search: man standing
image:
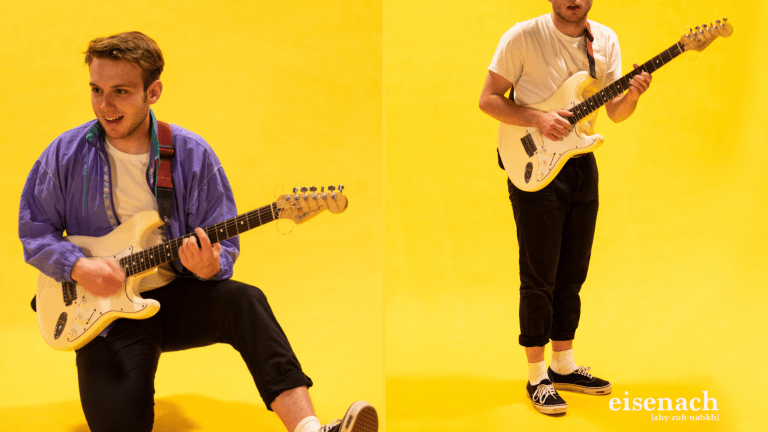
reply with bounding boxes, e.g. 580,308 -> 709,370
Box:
19,31 -> 377,432
479,0 -> 651,415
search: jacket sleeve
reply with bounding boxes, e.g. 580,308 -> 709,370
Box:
18,157 -> 86,283
180,156 -> 240,280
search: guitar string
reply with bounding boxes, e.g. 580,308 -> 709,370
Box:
569,42 -> 684,124
120,203 -> 279,276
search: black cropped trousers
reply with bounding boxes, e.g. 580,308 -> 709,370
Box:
507,153 -> 600,348
75,278 -> 312,432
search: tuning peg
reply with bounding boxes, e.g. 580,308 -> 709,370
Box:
328,185 -> 336,192
339,185 -> 345,193
310,186 -> 317,192
321,186 -> 325,192
300,187 -> 308,193
292,187 -> 298,194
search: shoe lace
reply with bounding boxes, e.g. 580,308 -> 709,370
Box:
574,366 -> 593,379
532,383 -> 559,403
319,420 -> 341,432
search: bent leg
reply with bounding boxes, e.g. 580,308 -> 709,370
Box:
150,278 -> 313,410
75,319 -> 161,432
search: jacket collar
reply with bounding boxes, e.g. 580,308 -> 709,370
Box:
84,109 -> 160,163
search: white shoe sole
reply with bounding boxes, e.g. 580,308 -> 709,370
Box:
553,382 -> 612,395
525,390 -> 567,415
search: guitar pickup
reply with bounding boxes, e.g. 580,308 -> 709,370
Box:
521,134 -> 537,157
62,281 -> 77,306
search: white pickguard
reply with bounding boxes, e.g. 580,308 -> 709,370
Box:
498,71 -> 605,192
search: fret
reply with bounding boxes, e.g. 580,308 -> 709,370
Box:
226,217 -> 238,238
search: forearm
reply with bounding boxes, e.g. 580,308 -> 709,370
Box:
605,92 -> 639,123
479,92 -> 546,129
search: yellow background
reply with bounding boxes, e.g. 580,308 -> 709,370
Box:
2,0 -> 766,431
0,0 -> 383,431
385,1 -> 766,431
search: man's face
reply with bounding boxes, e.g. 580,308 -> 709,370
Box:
549,0 -> 593,24
89,58 -> 158,143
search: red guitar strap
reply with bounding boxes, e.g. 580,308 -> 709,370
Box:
585,22 -> 597,79
155,120 -> 175,223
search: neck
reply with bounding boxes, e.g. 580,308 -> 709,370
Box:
550,12 -> 587,38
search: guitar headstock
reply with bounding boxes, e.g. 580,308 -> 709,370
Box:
680,18 -> 733,52
275,185 -> 348,224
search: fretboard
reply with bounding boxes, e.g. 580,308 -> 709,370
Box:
568,41 -> 685,124
119,202 -> 278,276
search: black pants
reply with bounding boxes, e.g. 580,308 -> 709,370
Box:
75,278 -> 313,432
507,153 -> 599,348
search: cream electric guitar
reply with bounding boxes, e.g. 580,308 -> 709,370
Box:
36,186 -> 348,351
499,18 -> 733,192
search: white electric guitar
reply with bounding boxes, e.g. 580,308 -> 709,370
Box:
36,186 -> 348,351
499,18 -> 733,192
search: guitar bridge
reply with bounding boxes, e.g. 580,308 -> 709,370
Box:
520,134 -> 537,157
62,281 -> 77,306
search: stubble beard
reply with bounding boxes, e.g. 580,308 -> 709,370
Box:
103,94 -> 150,142
554,6 -> 590,25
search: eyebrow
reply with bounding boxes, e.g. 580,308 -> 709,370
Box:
89,82 -> 134,88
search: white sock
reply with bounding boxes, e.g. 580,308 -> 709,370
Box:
528,360 -> 548,385
294,416 -> 321,432
551,348 -> 578,375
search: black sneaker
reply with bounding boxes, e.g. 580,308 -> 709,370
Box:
525,379 -> 567,415
319,401 -> 378,432
548,366 -> 612,395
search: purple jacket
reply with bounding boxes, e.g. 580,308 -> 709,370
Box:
19,111 -> 240,282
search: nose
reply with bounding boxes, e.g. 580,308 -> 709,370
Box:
101,92 -> 116,110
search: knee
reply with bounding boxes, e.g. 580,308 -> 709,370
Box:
219,281 -> 270,312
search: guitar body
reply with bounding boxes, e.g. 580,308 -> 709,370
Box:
36,211 -> 164,351
499,71 -> 604,192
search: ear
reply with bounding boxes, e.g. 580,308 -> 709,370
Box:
147,80 -> 163,105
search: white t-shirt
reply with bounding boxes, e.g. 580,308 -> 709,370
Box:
489,14 -> 623,106
105,139 -> 176,290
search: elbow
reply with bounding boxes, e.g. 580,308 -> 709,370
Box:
478,96 -> 491,115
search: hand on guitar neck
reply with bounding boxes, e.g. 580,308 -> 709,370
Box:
179,227 -> 222,280
71,257 -> 126,297
605,63 -> 652,123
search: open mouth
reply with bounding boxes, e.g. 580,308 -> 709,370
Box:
567,5 -> 580,10
104,116 -> 124,125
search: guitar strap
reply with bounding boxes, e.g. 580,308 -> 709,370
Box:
155,120 -> 175,223
585,22 -> 597,79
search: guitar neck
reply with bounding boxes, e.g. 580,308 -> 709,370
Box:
569,41 -> 685,124
120,202 -> 278,276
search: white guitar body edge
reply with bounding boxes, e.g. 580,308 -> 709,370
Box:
498,71 -> 605,192
36,210 -> 164,351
